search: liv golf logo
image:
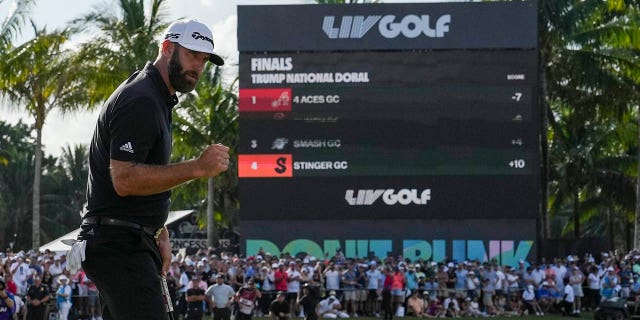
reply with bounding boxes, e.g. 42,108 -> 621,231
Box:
345,189 -> 431,206
322,14 -> 451,39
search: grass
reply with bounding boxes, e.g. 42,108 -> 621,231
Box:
246,315 -> 592,320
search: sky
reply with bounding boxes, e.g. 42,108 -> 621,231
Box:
0,0 -> 448,157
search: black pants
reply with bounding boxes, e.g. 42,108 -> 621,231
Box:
81,224 -> 167,320
26,305 -> 45,320
213,307 -> 231,320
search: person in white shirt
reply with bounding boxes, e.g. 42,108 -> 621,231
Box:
586,266 -> 601,311
552,260 -> 567,292
205,275 -> 236,320
562,279 -> 575,316
324,264 -> 341,293
318,291 -> 349,318
522,284 -> 544,315
365,263 -> 382,316
56,275 -> 72,320
10,256 -> 31,295
494,266 -> 506,297
286,262 -> 302,316
48,257 -> 64,289
443,293 -> 460,318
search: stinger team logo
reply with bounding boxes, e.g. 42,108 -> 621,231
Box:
238,154 -> 293,178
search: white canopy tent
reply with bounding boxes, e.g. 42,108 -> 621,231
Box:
39,210 -> 195,254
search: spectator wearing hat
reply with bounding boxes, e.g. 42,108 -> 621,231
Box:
56,275 -> 72,320
317,290 -> 349,318
0,276 -> 16,320
298,284 -> 319,320
235,279 -> 262,320
78,17 -> 228,319
188,272 -> 209,291
258,265 -> 276,316
10,255 -> 31,295
186,275 -> 207,320
601,267 -> 619,299
206,274 -> 235,320
270,291 -> 290,320
25,275 -> 50,320
465,270 -> 480,299
568,264 -> 585,314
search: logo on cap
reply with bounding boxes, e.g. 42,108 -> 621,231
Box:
192,32 -> 214,47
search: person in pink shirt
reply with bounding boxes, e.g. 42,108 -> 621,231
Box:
391,267 -> 406,316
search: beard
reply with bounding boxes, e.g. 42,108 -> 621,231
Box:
168,47 -> 199,93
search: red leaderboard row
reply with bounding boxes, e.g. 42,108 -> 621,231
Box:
239,88 -> 292,112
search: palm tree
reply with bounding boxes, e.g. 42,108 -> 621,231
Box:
39,145 -> 88,244
71,0 -> 170,103
0,0 -> 34,48
172,65 -> 239,247
539,0 -> 640,240
0,26 -> 91,249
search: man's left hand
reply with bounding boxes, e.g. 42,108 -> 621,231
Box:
156,227 -> 171,276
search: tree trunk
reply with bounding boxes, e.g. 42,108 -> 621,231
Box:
573,193 -> 580,238
608,208 -> 614,248
635,108 -> 640,249
207,177 -> 217,248
32,127 -> 42,249
538,7 -> 550,239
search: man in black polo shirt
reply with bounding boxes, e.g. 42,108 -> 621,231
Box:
79,19 -> 228,320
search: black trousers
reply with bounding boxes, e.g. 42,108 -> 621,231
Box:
213,307 -> 231,320
81,224 -> 167,320
26,305 -> 45,320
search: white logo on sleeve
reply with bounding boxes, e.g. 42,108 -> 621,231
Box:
119,142 -> 134,153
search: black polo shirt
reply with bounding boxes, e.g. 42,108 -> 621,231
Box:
85,62 -> 179,228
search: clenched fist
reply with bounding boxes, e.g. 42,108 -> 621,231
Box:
197,143 -> 231,177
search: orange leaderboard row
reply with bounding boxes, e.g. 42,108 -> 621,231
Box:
238,154 -> 293,177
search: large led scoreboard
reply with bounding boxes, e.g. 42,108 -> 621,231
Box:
237,1 -> 540,264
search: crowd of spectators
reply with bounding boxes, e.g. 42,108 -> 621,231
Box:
2,246 -> 640,320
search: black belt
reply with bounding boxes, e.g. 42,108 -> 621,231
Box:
82,216 -> 162,238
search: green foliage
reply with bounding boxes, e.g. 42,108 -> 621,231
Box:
171,65 -> 239,229
541,0 -> 640,243
0,0 -> 34,48
70,0 -> 170,103
0,120 -> 34,249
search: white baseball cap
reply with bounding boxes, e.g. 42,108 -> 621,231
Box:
162,19 -> 224,66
